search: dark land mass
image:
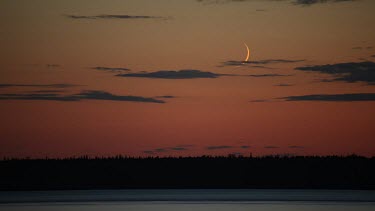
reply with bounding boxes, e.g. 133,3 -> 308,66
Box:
0,155 -> 374,191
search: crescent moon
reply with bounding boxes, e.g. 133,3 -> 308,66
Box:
244,43 -> 250,62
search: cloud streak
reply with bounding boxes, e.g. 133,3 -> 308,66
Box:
66,14 -> 169,20
92,66 -> 130,72
295,61 -> 375,84
206,145 -> 233,150
292,0 -> 356,6
142,145 -> 193,154
280,93 -> 375,102
289,145 -> 305,149
248,74 -> 293,77
0,83 -> 80,89
223,59 -> 304,67
117,70 -> 228,79
197,0 -> 356,6
205,145 -> 251,150
0,90 -> 165,103
275,83 -> 294,86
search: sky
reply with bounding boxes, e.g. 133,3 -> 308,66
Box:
0,0 -> 374,158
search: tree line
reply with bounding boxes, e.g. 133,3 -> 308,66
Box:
0,155 -> 374,190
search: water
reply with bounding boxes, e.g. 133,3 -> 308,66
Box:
0,189 -> 374,211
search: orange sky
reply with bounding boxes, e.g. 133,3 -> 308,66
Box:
0,0 -> 375,158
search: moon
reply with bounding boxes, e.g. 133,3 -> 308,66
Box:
244,43 -> 250,62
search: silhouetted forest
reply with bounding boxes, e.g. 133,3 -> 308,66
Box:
0,155 -> 374,190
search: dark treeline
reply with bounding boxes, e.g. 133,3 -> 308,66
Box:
0,155 -> 374,190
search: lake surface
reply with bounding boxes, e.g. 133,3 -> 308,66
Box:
1,189 -> 374,211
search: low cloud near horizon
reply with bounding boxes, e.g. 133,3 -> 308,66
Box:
223,59 -> 304,67
295,61 -> 375,85
0,90 -> 165,103
0,83 -> 80,89
65,14 -> 169,20
248,74 -> 293,78
280,93 -> 375,102
117,70 -> 229,79
197,0 -> 357,6
92,66 -> 130,72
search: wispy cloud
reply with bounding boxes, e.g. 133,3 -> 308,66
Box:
248,74 -> 293,77
197,0 -> 356,6
0,83 -> 80,89
249,99 -> 270,102
264,146 -> 280,149
46,64 -> 60,68
0,90 -> 165,103
143,150 -> 155,155
205,145 -> 251,150
170,147 -> 189,151
92,66 -> 130,72
65,14 -> 169,20
280,93 -> 375,101
292,0 -> 356,6
295,61 -> 375,84
223,59 -> 304,67
30,90 -> 67,93
206,145 -> 233,150
275,83 -> 294,86
117,70 -> 228,79
352,46 -> 373,50
142,145 -> 194,154
156,95 -> 176,99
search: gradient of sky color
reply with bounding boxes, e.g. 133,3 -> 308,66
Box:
0,0 -> 374,158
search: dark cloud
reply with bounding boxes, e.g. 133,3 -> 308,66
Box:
293,0 -> 355,5
66,14 -> 168,20
289,145 -> 305,149
240,145 -> 251,149
46,64 -> 60,68
248,74 -> 293,77
0,83 -> 79,88
143,145 -> 193,154
248,65 -> 275,69
155,148 -> 167,152
92,66 -> 130,72
0,93 -> 77,101
280,93 -> 375,102
176,144 -> 195,148
170,147 -> 188,151
117,70 -> 227,79
295,61 -> 375,84
352,46 -> 373,50
30,90 -> 66,93
228,152 -> 244,156
74,90 -> 165,103
223,59 -> 304,67
156,95 -> 176,99
371,55 -> 375,58
197,0 -> 356,6
206,145 -> 233,150
264,146 -> 280,149
0,90 -> 165,103
275,83 -> 294,86
249,99 -> 269,102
